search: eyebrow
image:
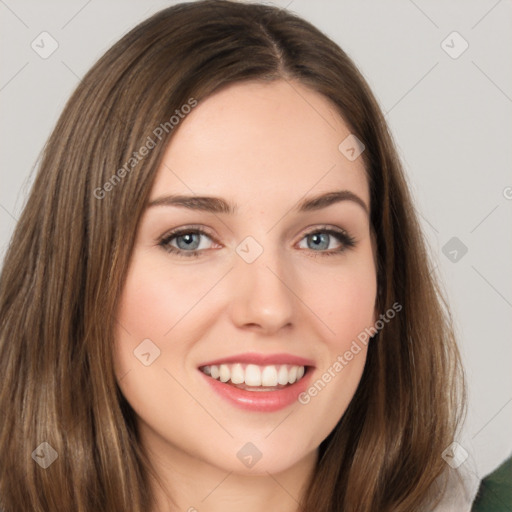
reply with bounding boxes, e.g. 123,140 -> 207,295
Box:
147,190 -> 369,216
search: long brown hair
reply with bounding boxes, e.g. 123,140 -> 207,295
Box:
0,1 -> 466,510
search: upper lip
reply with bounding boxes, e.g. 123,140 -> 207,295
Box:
198,352 -> 315,368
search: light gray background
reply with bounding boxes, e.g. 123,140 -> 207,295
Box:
1,0 -> 511,482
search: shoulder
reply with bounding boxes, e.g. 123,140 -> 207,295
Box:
425,464 -> 481,512
471,455 -> 512,511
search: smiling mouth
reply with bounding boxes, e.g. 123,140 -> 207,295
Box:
199,363 -> 309,392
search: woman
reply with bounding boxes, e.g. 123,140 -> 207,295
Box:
0,1 -> 474,510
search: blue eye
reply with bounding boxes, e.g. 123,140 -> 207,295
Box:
158,226 -> 356,258
159,228 -> 214,258
299,229 -> 356,256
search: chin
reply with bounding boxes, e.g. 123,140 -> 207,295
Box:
204,440 -> 315,477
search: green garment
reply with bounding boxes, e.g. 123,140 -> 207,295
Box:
471,455 -> 512,511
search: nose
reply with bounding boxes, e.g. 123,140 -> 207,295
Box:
228,243 -> 296,334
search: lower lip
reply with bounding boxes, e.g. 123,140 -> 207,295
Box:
198,368 -> 314,412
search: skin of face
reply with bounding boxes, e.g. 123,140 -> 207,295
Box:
113,79 -> 378,511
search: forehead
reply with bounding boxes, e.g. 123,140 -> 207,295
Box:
150,79 -> 369,210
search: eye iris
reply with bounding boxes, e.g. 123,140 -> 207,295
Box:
177,233 -> 200,250
309,233 -> 329,250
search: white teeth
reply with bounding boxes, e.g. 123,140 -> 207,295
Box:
277,365 -> 289,385
261,365 -> 278,387
219,364 -> 230,383
245,364 -> 261,386
230,363 -> 244,384
200,363 -> 307,388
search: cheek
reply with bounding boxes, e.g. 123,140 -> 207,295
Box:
112,250 -> 223,387
115,251 -> 209,340
297,265 -> 375,440
112,254 -> 209,445
310,255 -> 377,349
297,251 -> 376,418
112,252 -> 181,379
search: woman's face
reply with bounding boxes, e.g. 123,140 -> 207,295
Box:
114,79 -> 378,476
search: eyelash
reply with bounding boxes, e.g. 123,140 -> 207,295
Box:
158,225 -> 357,259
